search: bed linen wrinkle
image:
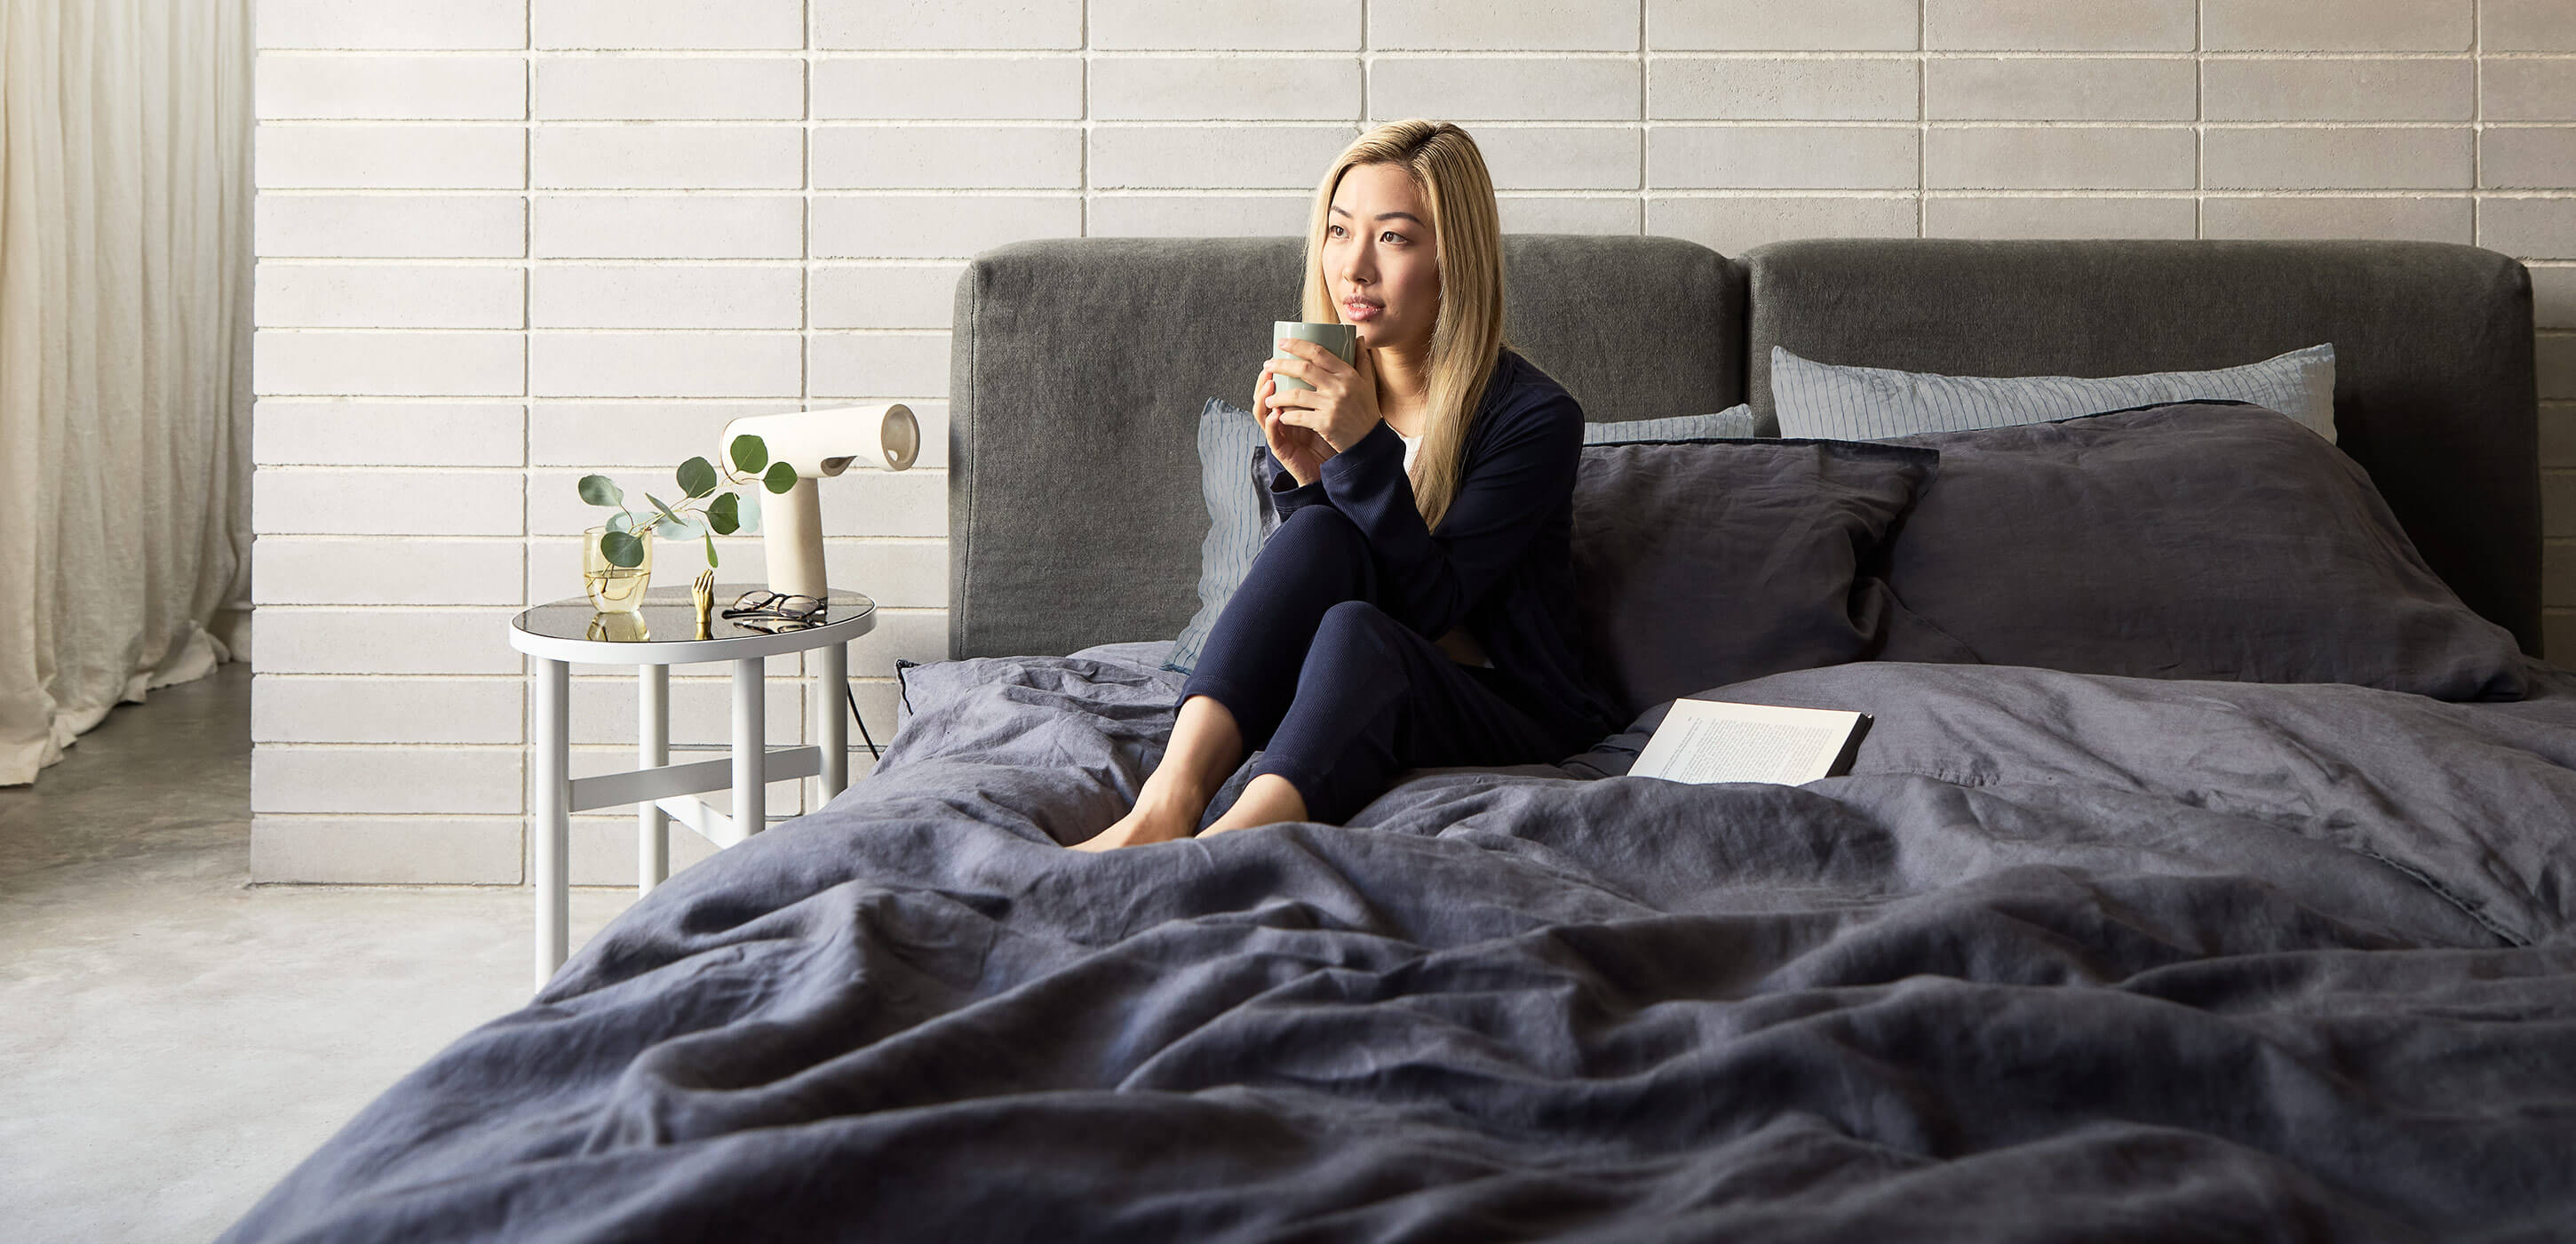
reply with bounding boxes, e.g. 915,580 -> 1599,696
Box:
221,647 -> 2576,1242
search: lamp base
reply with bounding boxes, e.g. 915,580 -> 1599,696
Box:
760,476 -> 827,598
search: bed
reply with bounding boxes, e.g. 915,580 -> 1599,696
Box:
224,236 -> 2576,1241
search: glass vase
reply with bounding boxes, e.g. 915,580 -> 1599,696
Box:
582,526 -> 653,613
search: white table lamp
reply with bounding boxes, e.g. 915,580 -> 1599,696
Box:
718,404 -> 919,598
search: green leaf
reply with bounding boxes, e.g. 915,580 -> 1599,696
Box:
707,490 -> 741,535
704,533 -> 720,568
606,511 -> 636,535
644,492 -> 683,524
653,514 -> 706,542
600,530 -> 645,569
729,433 -> 767,475
578,474 -> 623,507
677,456 -> 718,499
763,461 -> 799,494
734,487 -> 761,535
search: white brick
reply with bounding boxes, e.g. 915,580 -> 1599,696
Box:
1650,58 -> 1919,121
2202,196 -> 2473,243
569,677 -> 800,746
1926,58 -> 2198,122
813,58 -> 1084,120
1927,0 -> 2196,51
1924,196 -> 2198,240
2485,61 -> 2576,122
1927,126 -> 2198,191
811,195 -> 1083,258
255,538 -> 525,606
2483,131 -> 2576,191
1089,125 -> 1358,190
254,468 -> 524,536
535,58 -> 804,121
1084,195 -> 1311,237
256,262 -> 524,329
847,606 -> 950,667
256,124 -> 524,189
250,817 -> 523,884
1497,195 -> 1643,234
252,746 -> 523,814
533,125 -> 802,189
1645,195 -> 1918,253
1649,126 -> 1919,189
813,0 -> 1084,50
254,330 -> 525,396
1091,57 -> 1362,122
810,265 -> 964,329
1475,128 -> 1640,191
1091,0 -> 1363,50
1648,0 -> 1918,50
1371,59 -> 1639,122
533,0 -> 804,49
257,609 -> 524,674
258,0 -> 528,50
825,470 -> 946,538
1369,0 -> 1640,52
2486,0 -> 2576,51
2202,127 -> 2472,190
811,333 -> 950,397
528,403 -> 796,466
2478,200 -> 2576,259
822,540 -> 948,608
529,331 -> 801,398
255,401 -> 526,466
256,54 -> 527,120
255,676 -> 524,744
530,266 -> 803,330
2204,0 -> 2471,52
2535,267 -> 2576,330
812,126 -> 1082,190
257,194 -> 525,259
2202,59 -> 2475,122
531,195 -> 803,259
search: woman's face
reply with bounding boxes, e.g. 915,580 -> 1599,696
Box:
1323,162 -> 1439,353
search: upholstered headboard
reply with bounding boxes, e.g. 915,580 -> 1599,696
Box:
949,235 -> 2539,659
946,235 -> 1745,659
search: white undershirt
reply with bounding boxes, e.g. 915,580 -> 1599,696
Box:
1395,426 -> 1421,474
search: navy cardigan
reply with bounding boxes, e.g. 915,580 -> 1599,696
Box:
1259,347 -> 1628,748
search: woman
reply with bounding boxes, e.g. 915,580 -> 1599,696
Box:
1077,119 -> 1625,851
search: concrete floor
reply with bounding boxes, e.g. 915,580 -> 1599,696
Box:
0,665 -> 632,1242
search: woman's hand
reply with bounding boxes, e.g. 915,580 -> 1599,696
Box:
1264,338 -> 1382,465
1253,363 -> 1330,487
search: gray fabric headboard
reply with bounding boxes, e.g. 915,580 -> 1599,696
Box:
1741,238 -> 2539,653
950,234 -> 2539,660
947,235 -> 1744,659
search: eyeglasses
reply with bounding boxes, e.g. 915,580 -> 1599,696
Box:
723,590 -> 827,625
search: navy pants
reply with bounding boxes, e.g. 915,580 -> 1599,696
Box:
1179,504 -> 1577,825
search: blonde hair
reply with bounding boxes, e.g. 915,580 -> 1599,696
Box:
1300,120 -> 1507,531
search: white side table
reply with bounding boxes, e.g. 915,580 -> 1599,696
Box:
506,586 -> 877,991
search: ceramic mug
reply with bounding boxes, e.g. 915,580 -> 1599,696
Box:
1270,320 -> 1358,393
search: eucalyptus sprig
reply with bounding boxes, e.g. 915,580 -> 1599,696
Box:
579,433 -> 799,570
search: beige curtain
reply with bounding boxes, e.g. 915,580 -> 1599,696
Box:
0,0 -> 250,785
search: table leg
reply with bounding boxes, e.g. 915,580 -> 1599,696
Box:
532,657 -> 569,993
816,640 -> 848,802
733,657 -> 765,837
638,663 -> 669,895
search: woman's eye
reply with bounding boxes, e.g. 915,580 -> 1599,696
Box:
1327,225 -> 1346,237
1381,231 -> 1404,243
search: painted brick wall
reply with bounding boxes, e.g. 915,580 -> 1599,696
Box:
251,0 -> 2576,884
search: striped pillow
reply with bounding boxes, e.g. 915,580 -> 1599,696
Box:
1164,402 -> 1763,674
1770,343 -> 2337,443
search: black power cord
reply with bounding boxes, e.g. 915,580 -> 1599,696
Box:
844,682 -> 881,760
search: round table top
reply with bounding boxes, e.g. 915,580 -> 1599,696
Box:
508,586 -> 877,665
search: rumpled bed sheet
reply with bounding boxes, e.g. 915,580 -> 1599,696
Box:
223,645 -> 2576,1241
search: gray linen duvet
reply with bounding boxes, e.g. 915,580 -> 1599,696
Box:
224,643 -> 2576,1241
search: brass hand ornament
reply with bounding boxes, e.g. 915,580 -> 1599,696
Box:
692,570 -> 715,640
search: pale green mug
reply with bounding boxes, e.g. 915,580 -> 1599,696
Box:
1271,320 -> 1358,393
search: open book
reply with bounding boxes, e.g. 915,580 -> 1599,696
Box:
1630,699 -> 1871,785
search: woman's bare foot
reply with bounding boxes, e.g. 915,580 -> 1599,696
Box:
1197,773 -> 1308,838
1071,791 -> 1203,851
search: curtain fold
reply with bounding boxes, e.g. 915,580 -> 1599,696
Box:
0,0 -> 249,785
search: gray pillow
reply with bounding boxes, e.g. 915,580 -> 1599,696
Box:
1165,402 -> 1761,674
1875,401 -> 2525,701
1772,342 -> 2338,443
1572,438 -> 1945,721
